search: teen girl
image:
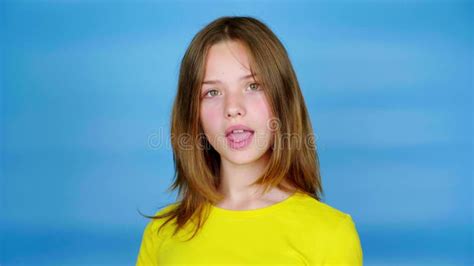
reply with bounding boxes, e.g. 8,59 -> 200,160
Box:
137,16 -> 363,265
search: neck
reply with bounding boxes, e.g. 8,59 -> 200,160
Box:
218,150 -> 271,203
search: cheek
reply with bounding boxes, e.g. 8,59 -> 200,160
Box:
200,104 -> 221,135
251,95 -> 273,123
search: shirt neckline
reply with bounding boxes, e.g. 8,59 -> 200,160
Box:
208,191 -> 302,218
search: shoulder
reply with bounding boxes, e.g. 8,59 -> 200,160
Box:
143,202 -> 180,238
290,193 -> 363,264
136,202 -> 180,265
289,192 -> 360,243
290,192 -> 350,229
287,192 -> 363,264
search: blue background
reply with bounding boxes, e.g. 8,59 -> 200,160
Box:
1,0 -> 472,265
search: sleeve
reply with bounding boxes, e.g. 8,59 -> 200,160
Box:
136,204 -> 176,266
136,219 -> 160,266
323,214 -> 363,266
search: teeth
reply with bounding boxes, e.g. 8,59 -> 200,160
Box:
233,129 -> 245,133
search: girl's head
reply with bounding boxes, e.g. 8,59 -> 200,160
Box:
163,16 -> 322,239
200,40 -> 275,171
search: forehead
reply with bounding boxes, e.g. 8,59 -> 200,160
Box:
203,40 -> 253,79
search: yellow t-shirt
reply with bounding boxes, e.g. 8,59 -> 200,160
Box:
136,191 -> 363,265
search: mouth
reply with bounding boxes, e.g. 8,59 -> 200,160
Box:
225,127 -> 255,150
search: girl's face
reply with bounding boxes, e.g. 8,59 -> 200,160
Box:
199,40 -> 275,165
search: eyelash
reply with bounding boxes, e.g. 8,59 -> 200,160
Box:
203,82 -> 261,98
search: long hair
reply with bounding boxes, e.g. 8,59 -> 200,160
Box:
147,16 -> 323,241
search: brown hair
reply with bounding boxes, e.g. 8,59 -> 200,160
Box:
145,16 -> 323,241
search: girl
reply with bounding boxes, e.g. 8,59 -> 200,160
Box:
137,16 -> 363,265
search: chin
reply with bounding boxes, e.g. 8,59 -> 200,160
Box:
222,149 -> 270,165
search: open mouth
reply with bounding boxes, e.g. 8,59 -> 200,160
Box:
226,130 -> 255,150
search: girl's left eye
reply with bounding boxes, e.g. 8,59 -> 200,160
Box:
248,82 -> 261,91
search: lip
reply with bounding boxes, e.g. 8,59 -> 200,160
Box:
225,124 -> 255,137
226,130 -> 255,150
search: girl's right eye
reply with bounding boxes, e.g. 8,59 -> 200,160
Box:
203,89 -> 220,98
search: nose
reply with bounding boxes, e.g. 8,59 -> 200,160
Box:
226,108 -> 244,118
225,93 -> 246,119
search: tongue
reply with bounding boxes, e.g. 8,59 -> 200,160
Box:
227,131 -> 253,142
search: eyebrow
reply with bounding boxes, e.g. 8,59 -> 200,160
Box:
202,74 -> 256,85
